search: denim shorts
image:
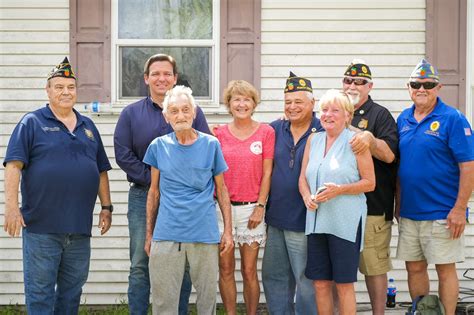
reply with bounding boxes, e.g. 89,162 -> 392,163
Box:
305,223 -> 362,283
216,203 -> 266,246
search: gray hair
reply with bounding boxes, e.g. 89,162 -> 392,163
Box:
162,85 -> 196,114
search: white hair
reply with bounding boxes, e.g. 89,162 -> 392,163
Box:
162,85 -> 196,114
305,91 -> 314,101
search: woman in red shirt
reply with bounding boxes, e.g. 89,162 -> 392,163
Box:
214,80 -> 275,315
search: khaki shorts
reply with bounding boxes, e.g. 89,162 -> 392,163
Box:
359,215 -> 392,276
396,217 -> 465,264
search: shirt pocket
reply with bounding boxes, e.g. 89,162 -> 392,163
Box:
190,166 -> 212,191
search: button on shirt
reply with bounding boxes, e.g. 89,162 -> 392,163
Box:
114,97 -> 210,186
3,105 -> 111,235
397,97 -> 474,220
266,116 -> 323,232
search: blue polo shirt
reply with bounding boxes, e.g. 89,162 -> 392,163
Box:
3,105 -> 111,235
266,116 -> 323,232
114,97 -> 210,186
397,98 -> 474,220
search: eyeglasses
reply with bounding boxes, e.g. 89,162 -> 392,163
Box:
409,81 -> 438,90
343,77 -> 369,86
289,146 -> 296,169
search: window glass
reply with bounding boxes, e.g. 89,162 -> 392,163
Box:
118,0 -> 212,39
120,47 -> 211,98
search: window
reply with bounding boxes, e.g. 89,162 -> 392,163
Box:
113,0 -> 219,103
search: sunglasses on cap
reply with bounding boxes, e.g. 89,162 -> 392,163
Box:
409,81 -> 439,90
343,77 -> 369,86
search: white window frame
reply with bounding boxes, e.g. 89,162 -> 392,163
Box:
111,0 -> 220,107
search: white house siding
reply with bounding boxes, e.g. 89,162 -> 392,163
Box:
0,0 -> 473,307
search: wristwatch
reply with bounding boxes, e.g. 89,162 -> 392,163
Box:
256,203 -> 266,208
101,205 -> 114,212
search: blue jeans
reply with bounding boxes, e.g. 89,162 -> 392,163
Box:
128,185 -> 192,315
262,225 -> 317,315
23,229 -> 91,315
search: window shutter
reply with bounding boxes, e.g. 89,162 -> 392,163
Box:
70,0 -> 111,103
220,0 -> 261,101
426,0 -> 467,112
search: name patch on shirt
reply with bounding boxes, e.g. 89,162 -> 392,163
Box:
42,126 -> 60,132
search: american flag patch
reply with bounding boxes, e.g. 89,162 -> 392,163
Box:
465,128 -> 472,136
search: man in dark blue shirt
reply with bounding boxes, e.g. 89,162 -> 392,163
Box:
3,57 -> 112,314
262,72 -> 322,314
114,54 -> 210,315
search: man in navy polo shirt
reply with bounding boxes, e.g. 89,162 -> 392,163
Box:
262,72 -> 322,314
114,54 -> 210,315
3,57 -> 113,314
396,59 -> 474,314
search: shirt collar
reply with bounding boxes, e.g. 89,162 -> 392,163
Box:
43,104 -> 85,126
408,97 -> 445,122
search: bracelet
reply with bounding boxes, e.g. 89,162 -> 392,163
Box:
256,203 -> 265,208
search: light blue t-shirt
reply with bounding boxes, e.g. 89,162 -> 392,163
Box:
143,131 -> 228,243
305,128 -> 367,247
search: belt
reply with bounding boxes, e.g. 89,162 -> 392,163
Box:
129,182 -> 150,190
230,201 -> 257,206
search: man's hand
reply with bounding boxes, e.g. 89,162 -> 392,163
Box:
3,206 -> 26,237
247,206 -> 264,229
446,207 -> 466,239
144,236 -> 152,257
349,130 -> 374,155
98,210 -> 112,235
219,232 -> 234,256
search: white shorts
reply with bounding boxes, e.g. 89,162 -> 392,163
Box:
216,203 -> 266,246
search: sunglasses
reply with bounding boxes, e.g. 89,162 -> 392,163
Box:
409,81 -> 439,90
343,77 -> 369,86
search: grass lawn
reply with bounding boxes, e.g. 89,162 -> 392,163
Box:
0,303 -> 269,314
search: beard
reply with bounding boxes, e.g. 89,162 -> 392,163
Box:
347,93 -> 360,106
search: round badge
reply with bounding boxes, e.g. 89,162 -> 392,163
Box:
351,68 -> 357,75
299,79 -> 306,87
362,66 -> 368,74
250,141 -> 263,155
420,69 -> 426,77
311,127 -> 317,133
430,121 -> 440,132
288,83 -> 294,90
359,110 -> 364,115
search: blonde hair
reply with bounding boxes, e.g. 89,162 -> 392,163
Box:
318,89 -> 354,127
223,80 -> 260,113
162,85 -> 196,114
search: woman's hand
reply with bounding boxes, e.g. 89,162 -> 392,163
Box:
303,194 -> 318,211
248,205 -> 264,229
314,182 -> 341,203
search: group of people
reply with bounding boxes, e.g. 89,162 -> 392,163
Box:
3,53 -> 473,315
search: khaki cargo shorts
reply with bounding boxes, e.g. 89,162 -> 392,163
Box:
396,217 -> 465,264
359,215 -> 393,276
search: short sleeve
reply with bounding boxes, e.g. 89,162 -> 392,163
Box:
91,124 -> 112,172
3,115 -> 35,167
448,112 -> 474,163
143,139 -> 159,169
373,108 -> 398,157
262,125 -> 275,159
